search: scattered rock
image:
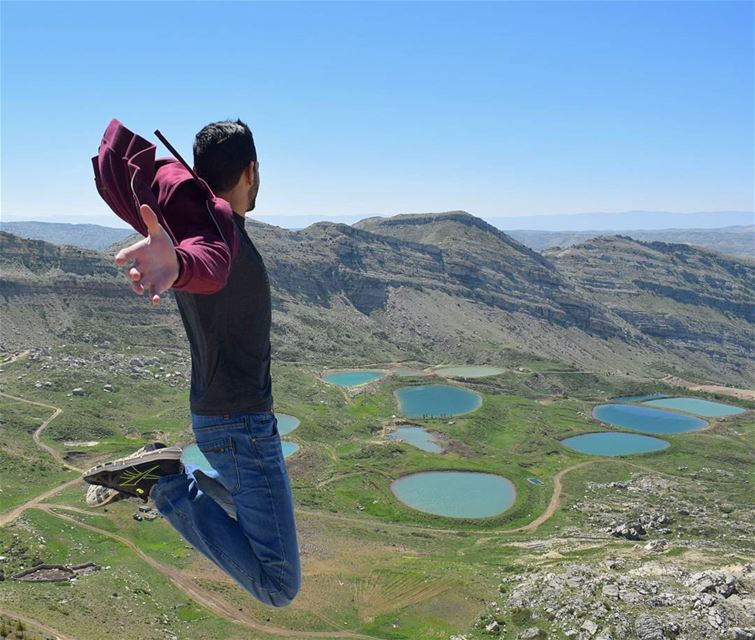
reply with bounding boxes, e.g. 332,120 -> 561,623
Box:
643,539 -> 669,553
581,619 -> 598,636
634,614 -> 664,640
484,620 -> 500,635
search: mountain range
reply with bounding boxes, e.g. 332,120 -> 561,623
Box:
3,215 -> 752,259
1,210 -> 752,385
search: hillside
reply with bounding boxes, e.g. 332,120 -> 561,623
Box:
0,232 -> 183,351
0,221 -> 134,251
546,236 -> 755,382
2,210 -> 753,385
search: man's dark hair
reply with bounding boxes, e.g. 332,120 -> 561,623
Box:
193,119 -> 257,193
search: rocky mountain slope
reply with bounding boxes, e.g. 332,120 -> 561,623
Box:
0,232 -> 182,350
2,210 -> 753,384
546,236 -> 754,382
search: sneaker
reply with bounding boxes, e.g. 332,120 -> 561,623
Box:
84,443 -> 167,507
83,445 -> 183,501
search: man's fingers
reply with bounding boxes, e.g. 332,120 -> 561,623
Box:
131,282 -> 145,295
115,243 -> 144,266
140,204 -> 161,235
148,283 -> 161,305
128,267 -> 142,282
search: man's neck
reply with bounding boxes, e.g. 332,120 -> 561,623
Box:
217,193 -> 246,218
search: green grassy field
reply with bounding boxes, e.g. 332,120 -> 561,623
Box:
0,347 -> 753,639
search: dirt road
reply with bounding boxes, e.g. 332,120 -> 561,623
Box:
0,606 -> 78,640
661,374 -> 755,401
0,391 -> 79,472
40,505 -> 378,640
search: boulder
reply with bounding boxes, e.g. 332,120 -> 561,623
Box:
484,620 -> 500,635
634,614 -> 664,640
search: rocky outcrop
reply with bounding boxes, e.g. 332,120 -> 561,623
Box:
547,235 -> 755,382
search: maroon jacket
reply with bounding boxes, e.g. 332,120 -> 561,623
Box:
92,119 -> 238,294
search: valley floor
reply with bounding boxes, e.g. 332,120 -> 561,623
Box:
0,347 -> 753,640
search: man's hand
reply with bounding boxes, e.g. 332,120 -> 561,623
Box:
115,204 -> 179,305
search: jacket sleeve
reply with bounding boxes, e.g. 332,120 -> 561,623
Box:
153,162 -> 238,295
92,119 -> 237,295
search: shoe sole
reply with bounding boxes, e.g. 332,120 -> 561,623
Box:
83,447 -> 183,482
83,442 -> 173,474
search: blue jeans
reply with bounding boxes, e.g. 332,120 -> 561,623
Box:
151,411 -> 300,607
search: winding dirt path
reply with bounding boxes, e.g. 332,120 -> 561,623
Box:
0,606 -> 78,640
0,390 -> 83,527
0,477 -> 82,528
507,460 -> 600,533
39,505 -> 377,640
0,391 -> 79,472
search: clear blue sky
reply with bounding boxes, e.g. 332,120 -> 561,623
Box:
1,1 -> 752,227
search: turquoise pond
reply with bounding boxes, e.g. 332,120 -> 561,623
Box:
281,441 -> 299,458
611,393 -> 668,403
395,384 -> 482,418
643,397 -> 746,418
276,414 -> 300,435
323,370 -> 385,387
182,441 -> 298,470
434,366 -> 505,379
390,471 -> 516,519
561,432 -> 670,457
388,426 -> 442,453
593,404 -> 707,435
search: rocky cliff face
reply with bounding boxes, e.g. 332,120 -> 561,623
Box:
546,236 -> 754,381
0,232 -> 182,350
2,212 -> 753,385
308,211 -> 624,337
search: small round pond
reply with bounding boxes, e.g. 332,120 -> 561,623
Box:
642,397 -> 746,418
276,414 -> 301,435
593,404 -> 707,435
323,370 -> 385,387
388,426 -> 442,453
281,441 -> 300,458
395,384 -> 482,419
561,432 -> 670,457
435,365 -> 505,378
391,471 -> 516,519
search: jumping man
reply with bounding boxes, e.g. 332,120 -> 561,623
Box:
84,119 -> 300,607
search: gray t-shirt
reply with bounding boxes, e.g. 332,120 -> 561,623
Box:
174,213 -> 273,416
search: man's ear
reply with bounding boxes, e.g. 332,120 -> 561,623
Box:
247,161 -> 256,186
